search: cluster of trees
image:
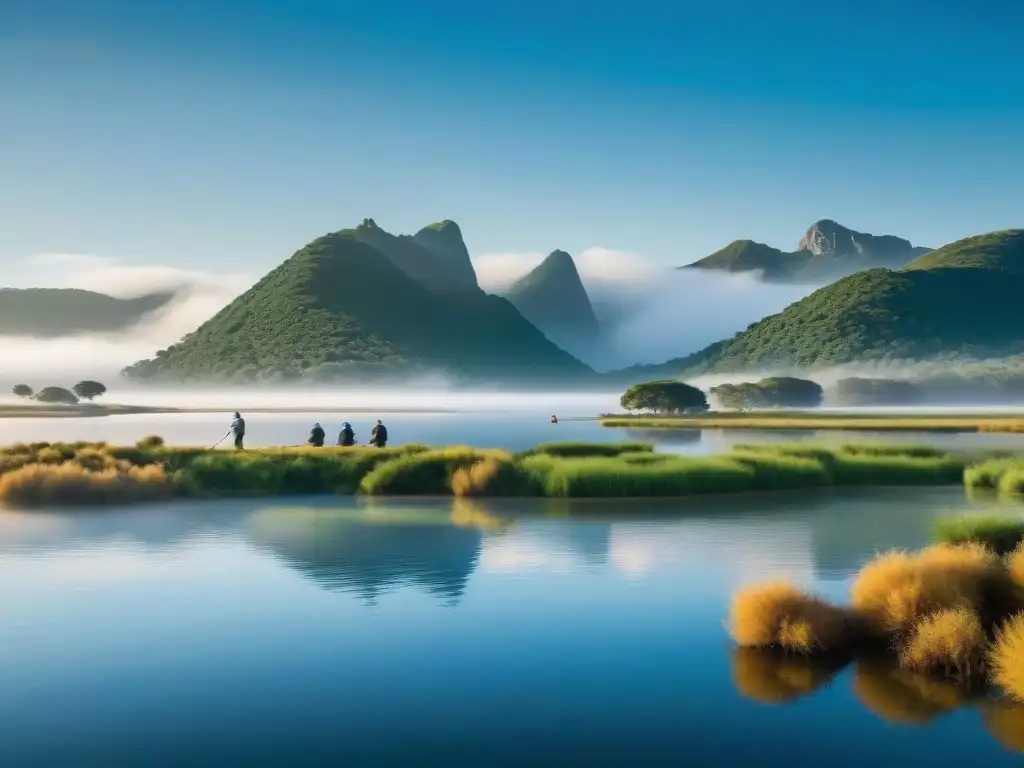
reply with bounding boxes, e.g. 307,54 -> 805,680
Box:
12,381 -> 107,405
620,380 -> 709,414
619,376 -> 825,414
710,377 -> 824,410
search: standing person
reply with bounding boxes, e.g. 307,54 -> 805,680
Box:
308,423 -> 326,447
338,422 -> 356,447
231,412 -> 246,450
369,419 -> 388,448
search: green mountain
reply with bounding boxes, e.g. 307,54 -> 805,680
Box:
352,218 -> 478,293
123,224 -> 592,383
0,288 -> 174,337
630,229 -> 1024,376
412,220 -> 479,291
683,220 -> 930,282
503,250 -> 601,352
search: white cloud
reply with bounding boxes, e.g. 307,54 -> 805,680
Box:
472,247 -> 818,370
0,253 -> 253,382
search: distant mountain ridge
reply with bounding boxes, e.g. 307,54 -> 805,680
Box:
0,288 -> 175,337
628,228 -> 1024,377
502,250 -> 601,357
683,219 -> 931,282
123,220 -> 593,383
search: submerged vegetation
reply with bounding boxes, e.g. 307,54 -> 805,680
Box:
0,439 -> 987,508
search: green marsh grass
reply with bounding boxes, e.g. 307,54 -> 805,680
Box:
934,516 -> 1024,556
516,441 -> 653,458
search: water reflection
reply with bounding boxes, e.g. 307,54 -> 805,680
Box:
730,647 -> 844,705
244,502 -> 491,604
730,649 -> 1024,755
982,701 -> 1024,753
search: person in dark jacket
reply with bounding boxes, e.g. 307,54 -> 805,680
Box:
230,412 -> 246,450
369,420 -> 388,448
308,423 -> 326,447
338,422 -> 356,447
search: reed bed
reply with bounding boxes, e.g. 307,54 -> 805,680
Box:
730,541 -> 1024,703
0,438 -> 989,508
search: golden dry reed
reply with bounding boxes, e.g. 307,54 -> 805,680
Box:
728,580 -> 850,654
897,607 -> 986,679
990,612 -> 1024,703
849,543 -> 1007,639
0,461 -> 171,507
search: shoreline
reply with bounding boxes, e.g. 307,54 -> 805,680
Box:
0,404 -> 460,419
600,411 -> 1024,433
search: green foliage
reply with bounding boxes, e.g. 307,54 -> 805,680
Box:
124,224 -> 591,383
517,441 -> 653,458
358,447 -> 503,495
12,384 -> 32,398
633,229 -> 1024,375
0,440 -> 976,506
0,288 -> 173,336
72,380 -> 107,401
33,386 -> 78,405
711,377 -> 822,410
620,380 -> 708,413
684,240 -> 812,281
934,516 -> 1024,556
905,229 -> 1024,272
964,458 -> 1021,490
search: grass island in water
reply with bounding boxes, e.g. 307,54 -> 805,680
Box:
600,410 -> 1024,432
0,438 -> 1017,509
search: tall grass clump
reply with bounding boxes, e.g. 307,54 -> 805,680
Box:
728,452 -> 830,490
0,462 -> 171,507
897,607 -> 987,679
998,468 -> 1024,496
934,516 -> 1024,556
359,447 -> 507,495
830,454 -> 964,486
990,613 -> 1024,702
850,543 -> 1010,640
451,455 -> 538,497
964,458 -> 1019,490
1009,543 -> 1024,591
535,455 -> 755,498
517,441 -> 653,458
728,580 -> 851,654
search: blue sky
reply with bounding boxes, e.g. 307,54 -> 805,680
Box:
2,0 -> 1022,275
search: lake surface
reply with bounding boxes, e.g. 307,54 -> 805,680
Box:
1,488 -> 1023,765
6,409 -> 1024,455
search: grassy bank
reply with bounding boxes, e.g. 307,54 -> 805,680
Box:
728,542 -> 1024,702
0,439 -> 980,508
600,411 -> 1024,433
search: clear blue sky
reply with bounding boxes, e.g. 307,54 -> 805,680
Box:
2,0 -> 1022,274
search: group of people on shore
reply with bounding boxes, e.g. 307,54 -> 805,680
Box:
227,413 -> 388,450
306,420 -> 388,448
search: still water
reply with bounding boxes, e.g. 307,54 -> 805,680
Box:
6,410 -> 1024,455
1,488 -> 1022,765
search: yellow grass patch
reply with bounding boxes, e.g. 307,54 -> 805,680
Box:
728,580 -> 849,654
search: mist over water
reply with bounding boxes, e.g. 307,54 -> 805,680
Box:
473,248 -> 818,371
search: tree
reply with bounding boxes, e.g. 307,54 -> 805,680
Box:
12,384 -> 33,399
754,377 -> 823,408
620,380 -> 709,414
73,380 -> 107,401
709,383 -> 766,411
34,386 -> 79,405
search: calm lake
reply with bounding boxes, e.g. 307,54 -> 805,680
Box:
1,488 -> 1023,765
7,409 -> 1024,455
